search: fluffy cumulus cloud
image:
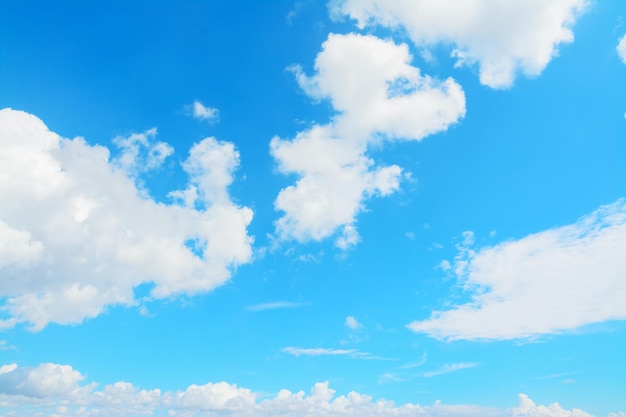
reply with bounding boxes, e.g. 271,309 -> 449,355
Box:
618,34 -> 626,64
331,0 -> 587,88
272,33 -> 465,247
408,199 -> 626,341
2,362 -> 615,417
0,108 -> 253,330
189,100 -> 219,122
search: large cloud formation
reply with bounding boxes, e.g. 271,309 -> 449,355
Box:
331,0 -> 587,88
409,200 -> 626,341
0,362 -> 612,417
0,108 -> 253,330
271,33 -> 465,248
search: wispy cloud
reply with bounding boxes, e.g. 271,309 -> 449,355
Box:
378,372 -> 405,384
423,362 -> 478,378
245,301 -> 309,312
0,340 -> 16,351
399,352 -> 427,369
533,372 -> 577,380
281,347 -> 393,360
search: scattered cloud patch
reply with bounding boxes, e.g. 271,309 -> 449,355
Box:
246,301 -> 309,312
188,100 -> 219,122
345,315 -> 361,329
423,362 -> 478,378
0,108 -> 253,330
112,128 -> 173,177
409,199 -> 626,341
618,34 -> 626,64
0,362 -> 606,417
286,0 -> 312,25
331,0 -> 588,88
272,33 -> 465,247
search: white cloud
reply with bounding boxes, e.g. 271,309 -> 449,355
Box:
0,363 -> 94,399
408,199 -> 626,341
510,394 -> 594,417
189,100 -> 219,122
245,301 -> 309,312
0,108 -> 253,330
1,362 -> 612,417
112,128 -> 173,176
399,352 -> 428,369
618,34 -> 626,64
345,315 -> 361,329
174,381 -> 256,413
272,33 -> 465,247
281,346 -> 390,360
423,362 -> 478,378
281,346 -> 361,357
331,0 -> 587,88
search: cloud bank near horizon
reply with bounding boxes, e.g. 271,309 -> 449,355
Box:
0,362 -> 608,417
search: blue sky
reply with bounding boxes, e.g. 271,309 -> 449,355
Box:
1,1 -> 625,416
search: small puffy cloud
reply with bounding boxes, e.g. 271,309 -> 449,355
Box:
423,362 -> 478,378
618,34 -> 626,64
0,108 -> 253,330
189,100 -> 219,122
408,199 -> 626,341
272,33 -> 465,247
345,315 -> 361,329
1,362 -> 607,417
331,0 -> 587,88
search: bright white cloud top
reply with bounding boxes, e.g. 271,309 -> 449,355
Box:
0,109 -> 253,330
331,0 -> 588,88
272,33 -> 465,247
409,200 -> 626,341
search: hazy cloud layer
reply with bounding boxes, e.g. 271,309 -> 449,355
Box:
272,33 -> 465,247
0,108 -> 253,330
331,0 -> 587,88
1,362 -> 613,417
409,200 -> 626,341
